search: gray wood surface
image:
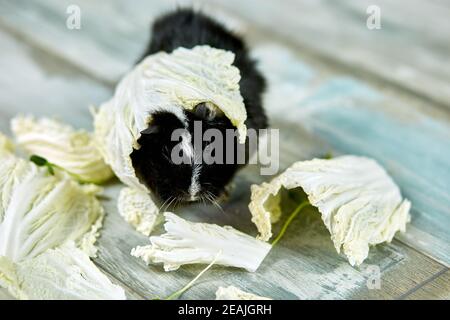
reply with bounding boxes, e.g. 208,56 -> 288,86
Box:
210,0 -> 450,109
404,270 -> 450,300
3,0 -> 449,108
0,0 -> 448,299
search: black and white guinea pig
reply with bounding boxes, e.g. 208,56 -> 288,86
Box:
130,8 -> 268,207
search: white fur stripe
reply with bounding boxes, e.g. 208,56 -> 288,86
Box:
180,130 -> 201,201
189,163 -> 201,201
180,131 -> 194,160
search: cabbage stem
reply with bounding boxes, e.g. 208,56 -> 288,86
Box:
164,251 -> 222,300
271,200 -> 310,247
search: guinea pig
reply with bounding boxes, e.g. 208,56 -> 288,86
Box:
130,9 -> 268,207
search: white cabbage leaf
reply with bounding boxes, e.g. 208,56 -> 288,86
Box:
249,155 -> 411,266
0,153 -> 104,261
11,115 -> 114,184
94,45 -> 246,191
0,153 -> 32,224
131,212 -> 271,272
0,132 -> 14,155
0,242 -> 125,300
118,187 -> 161,236
0,288 -> 15,300
215,286 -> 272,300
0,132 -> 124,299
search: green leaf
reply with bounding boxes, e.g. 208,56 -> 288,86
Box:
46,163 -> 55,175
30,155 -> 48,166
271,200 -> 311,247
30,155 -> 55,175
164,252 -> 221,300
323,152 -> 333,159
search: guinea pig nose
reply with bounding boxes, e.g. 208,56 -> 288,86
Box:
187,194 -> 200,202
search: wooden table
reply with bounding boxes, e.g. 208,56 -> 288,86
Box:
0,0 -> 448,300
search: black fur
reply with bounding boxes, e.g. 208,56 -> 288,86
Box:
130,112 -> 191,202
131,8 -> 268,205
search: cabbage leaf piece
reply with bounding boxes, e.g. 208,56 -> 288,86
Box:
0,132 -> 14,155
0,288 -> 14,300
249,155 -> 411,266
94,45 -> 246,191
215,286 -> 272,300
0,243 -> 125,300
11,115 -> 114,184
131,212 -> 271,272
118,187 -> 161,236
0,153 -> 104,261
0,153 -> 33,224
0,136 -> 122,299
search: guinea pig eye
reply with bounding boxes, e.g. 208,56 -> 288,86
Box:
194,102 -> 223,121
140,125 -> 159,135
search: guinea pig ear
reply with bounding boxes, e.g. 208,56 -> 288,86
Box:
140,125 -> 159,135
194,102 -> 223,121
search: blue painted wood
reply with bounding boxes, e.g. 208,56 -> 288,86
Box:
309,104 -> 450,265
208,0 -> 450,109
0,0 -> 244,82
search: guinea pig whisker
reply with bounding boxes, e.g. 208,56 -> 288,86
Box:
158,196 -> 171,213
166,196 -> 177,211
199,194 -> 207,206
175,196 -> 185,208
205,191 -> 224,214
161,196 -> 176,212
204,191 -> 213,204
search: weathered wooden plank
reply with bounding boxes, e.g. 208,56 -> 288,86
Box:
208,0 -> 450,109
0,0 -> 165,82
3,0 -> 448,109
0,0 -> 244,82
0,0 -> 450,106
0,0 -> 156,82
0,27 -> 111,130
403,269 -> 450,300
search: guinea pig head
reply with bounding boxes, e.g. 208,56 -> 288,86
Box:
130,104 -> 243,208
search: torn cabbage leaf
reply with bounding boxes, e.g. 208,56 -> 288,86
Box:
249,155 -> 411,266
0,288 -> 14,300
0,153 -> 104,261
0,132 -> 13,155
0,243 -> 125,300
216,286 -> 272,300
118,187 -> 161,236
0,152 -> 33,224
11,115 -> 114,184
131,212 -> 271,272
94,45 -> 246,191
0,134 -> 124,299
